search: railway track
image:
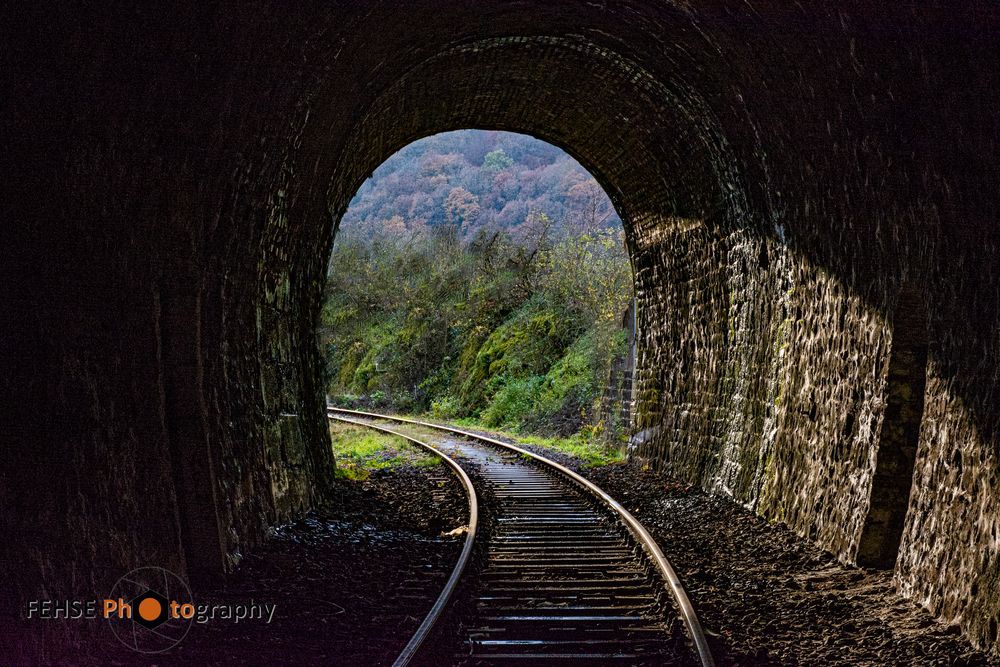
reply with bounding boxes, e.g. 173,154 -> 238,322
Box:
329,407 -> 714,667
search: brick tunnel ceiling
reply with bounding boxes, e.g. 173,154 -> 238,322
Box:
5,0 -> 1000,658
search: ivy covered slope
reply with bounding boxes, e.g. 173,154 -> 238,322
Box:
322,130 -> 632,438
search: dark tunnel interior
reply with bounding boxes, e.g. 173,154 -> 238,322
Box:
3,1 -> 1000,660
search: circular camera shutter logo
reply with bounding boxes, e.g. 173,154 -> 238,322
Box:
107,566 -> 193,653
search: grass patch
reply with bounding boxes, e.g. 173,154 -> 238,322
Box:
330,422 -> 441,480
513,432 -> 625,467
341,416 -> 624,469
435,417 -> 624,468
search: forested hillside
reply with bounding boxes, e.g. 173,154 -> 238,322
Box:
323,131 -> 632,438
341,130 -> 620,239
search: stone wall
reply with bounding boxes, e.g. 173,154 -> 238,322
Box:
3,1 -> 998,659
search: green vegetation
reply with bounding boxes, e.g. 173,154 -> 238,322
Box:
330,422 -> 440,480
517,432 -> 626,467
323,130 -> 634,455
449,419 -> 626,467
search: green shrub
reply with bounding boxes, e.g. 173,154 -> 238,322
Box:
430,395 -> 463,419
480,375 -> 546,428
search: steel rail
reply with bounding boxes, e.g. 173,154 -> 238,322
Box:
329,414 -> 479,667
329,406 -> 715,667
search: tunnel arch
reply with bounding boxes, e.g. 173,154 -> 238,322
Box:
234,8 -> 1000,653
324,33 -> 756,226
309,30 -> 772,512
6,1 -> 1000,659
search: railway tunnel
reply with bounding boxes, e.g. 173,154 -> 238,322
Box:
4,0 -> 1000,659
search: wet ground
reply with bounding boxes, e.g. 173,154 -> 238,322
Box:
404,429 -> 695,665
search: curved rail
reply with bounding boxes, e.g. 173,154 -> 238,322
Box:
330,406 -> 715,667
328,414 -> 479,667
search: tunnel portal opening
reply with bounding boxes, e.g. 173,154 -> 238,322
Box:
323,129 -> 637,443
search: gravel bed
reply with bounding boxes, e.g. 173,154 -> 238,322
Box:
93,464 -> 468,666
64,416 -> 996,666
484,429 -> 996,667
587,463 -> 996,666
